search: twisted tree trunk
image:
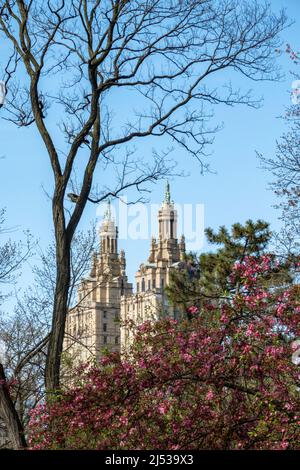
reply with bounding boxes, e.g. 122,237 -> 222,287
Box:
0,364 -> 27,449
45,196 -> 71,392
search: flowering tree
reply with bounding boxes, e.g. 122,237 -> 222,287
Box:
166,220 -> 291,320
29,255 -> 300,450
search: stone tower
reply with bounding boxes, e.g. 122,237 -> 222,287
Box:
63,201 -> 132,365
120,183 -> 185,350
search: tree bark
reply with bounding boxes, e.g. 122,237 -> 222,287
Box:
0,364 -> 27,449
45,197 -> 71,392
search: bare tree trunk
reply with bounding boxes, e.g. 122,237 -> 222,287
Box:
45,199 -> 71,392
0,364 -> 27,449
45,246 -> 70,391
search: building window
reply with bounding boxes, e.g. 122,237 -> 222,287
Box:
170,213 -> 174,238
142,278 -> 145,292
152,278 -> 156,289
136,282 -> 139,293
161,278 -> 164,289
174,309 -> 180,321
148,280 -> 151,290
103,323 -> 107,332
115,336 -> 119,345
103,336 -> 107,344
103,311 -> 107,319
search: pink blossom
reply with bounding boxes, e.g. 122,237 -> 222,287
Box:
187,306 -> 199,315
158,403 -> 169,415
206,390 -> 214,401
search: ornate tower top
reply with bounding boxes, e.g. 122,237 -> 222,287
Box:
164,181 -> 171,205
104,198 -> 112,221
99,200 -> 118,255
158,182 -> 177,240
100,200 -> 116,234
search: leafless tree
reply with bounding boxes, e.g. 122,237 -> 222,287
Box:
0,0 -> 288,443
0,209 -> 32,301
0,225 -> 98,447
259,124 -> 300,287
259,44 -> 300,259
0,306 -> 48,435
0,208 -> 32,449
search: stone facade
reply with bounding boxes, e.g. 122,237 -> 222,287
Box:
120,183 -> 185,350
63,201 -> 132,366
64,183 -> 185,362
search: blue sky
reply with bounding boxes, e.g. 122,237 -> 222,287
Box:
0,0 -> 299,297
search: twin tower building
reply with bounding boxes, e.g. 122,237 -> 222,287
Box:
63,184 -> 186,363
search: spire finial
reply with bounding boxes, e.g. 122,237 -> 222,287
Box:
164,180 -> 171,204
90,250 -> 98,277
104,199 -> 112,220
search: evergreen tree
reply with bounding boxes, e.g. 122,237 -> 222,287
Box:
167,220 -> 291,319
